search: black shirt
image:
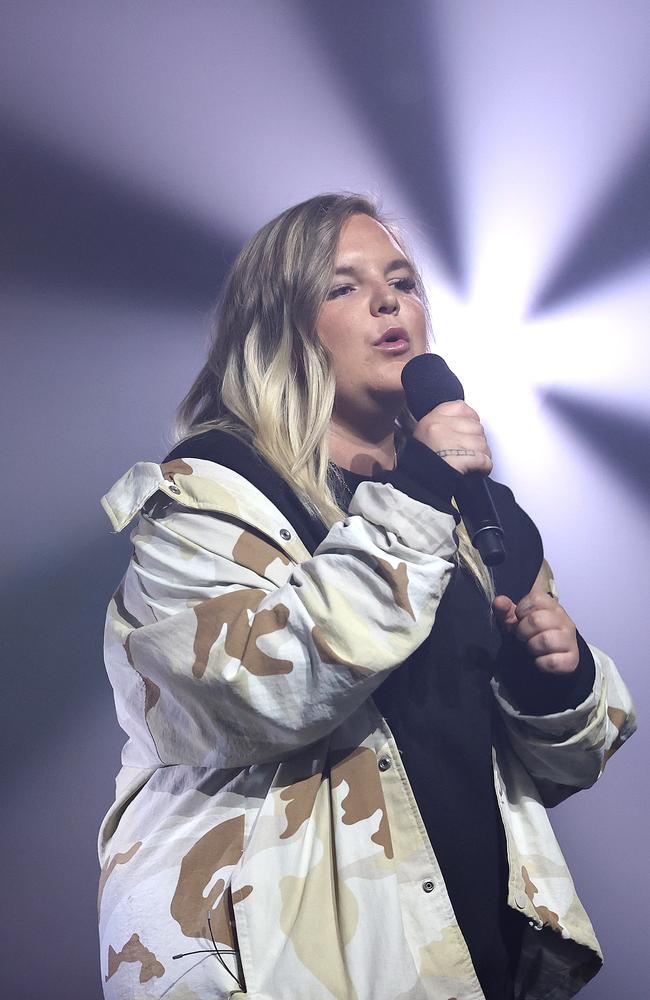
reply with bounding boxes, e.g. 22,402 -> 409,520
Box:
165,429 -> 595,1000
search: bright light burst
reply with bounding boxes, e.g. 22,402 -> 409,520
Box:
413,0 -> 650,487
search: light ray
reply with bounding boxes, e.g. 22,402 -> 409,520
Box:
0,2 -> 418,241
430,0 -> 650,315
298,0 -> 464,285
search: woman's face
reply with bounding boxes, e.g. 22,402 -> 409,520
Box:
316,213 -> 427,418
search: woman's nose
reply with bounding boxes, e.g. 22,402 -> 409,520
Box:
370,286 -> 399,316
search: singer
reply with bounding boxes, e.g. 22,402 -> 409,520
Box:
98,194 -> 635,1000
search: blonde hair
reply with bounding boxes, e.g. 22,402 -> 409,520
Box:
177,193 -> 494,602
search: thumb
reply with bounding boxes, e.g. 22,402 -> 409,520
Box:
492,594 -> 518,631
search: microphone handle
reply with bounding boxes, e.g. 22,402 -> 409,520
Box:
454,473 -> 506,567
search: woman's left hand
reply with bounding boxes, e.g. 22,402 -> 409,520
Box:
492,591 -> 579,674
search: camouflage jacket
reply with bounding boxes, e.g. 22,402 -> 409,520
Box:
98,456 -> 636,1000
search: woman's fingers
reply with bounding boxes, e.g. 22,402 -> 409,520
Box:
412,403 -> 493,475
514,609 -> 564,642
493,590 -> 580,674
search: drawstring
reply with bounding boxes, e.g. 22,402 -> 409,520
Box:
171,910 -> 244,992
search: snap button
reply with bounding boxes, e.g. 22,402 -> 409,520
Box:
279,528 -> 291,540
422,880 -> 435,893
168,485 -> 181,495
378,757 -> 391,772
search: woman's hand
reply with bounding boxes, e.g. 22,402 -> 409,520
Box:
412,401 -> 493,475
492,591 -> 580,674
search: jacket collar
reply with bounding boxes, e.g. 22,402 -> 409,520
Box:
101,457 -> 312,563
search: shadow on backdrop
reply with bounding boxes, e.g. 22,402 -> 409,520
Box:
531,126 -> 650,314
0,530 -> 132,785
0,119 -> 240,311
302,1 -> 464,290
541,389 -> 650,508
1,529 -> 136,998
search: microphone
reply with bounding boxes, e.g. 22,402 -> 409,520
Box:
401,353 -> 506,567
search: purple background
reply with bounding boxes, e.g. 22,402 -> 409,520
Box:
1,3 -> 648,997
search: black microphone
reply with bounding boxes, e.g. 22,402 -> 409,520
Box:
401,353 -> 506,567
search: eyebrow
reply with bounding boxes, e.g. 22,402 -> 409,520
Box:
333,257 -> 414,277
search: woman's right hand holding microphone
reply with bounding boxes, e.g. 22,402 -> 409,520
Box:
412,400 -> 493,476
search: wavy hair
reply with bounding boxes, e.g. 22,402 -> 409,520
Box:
176,193 -> 493,601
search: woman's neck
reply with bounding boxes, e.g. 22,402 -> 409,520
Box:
328,417 -> 396,475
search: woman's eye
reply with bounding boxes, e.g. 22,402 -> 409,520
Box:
393,276 -> 417,292
326,284 -> 354,300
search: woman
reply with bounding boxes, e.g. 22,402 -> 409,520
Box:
99,194 -> 635,1000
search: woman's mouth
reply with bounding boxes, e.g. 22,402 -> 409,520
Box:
374,327 -> 410,354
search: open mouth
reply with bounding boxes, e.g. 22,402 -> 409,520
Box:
375,328 -> 410,353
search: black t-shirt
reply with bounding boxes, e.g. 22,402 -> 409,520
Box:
165,429 -> 595,1000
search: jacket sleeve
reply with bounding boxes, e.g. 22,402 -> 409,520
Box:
104,473 -> 457,769
491,559 -> 637,806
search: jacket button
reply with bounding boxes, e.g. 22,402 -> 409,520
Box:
378,757 -> 391,772
514,891 -> 527,909
168,485 -> 181,494
279,528 -> 291,540
422,880 -> 435,893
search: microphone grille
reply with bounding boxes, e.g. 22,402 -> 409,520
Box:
401,353 -> 465,419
